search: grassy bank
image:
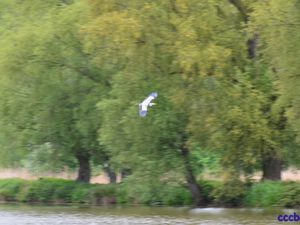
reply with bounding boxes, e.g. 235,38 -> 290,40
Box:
202,180 -> 300,208
0,178 -> 116,205
0,178 -> 300,208
0,178 -> 192,206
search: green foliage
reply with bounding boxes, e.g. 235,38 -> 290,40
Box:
245,181 -> 300,208
0,0 -> 111,181
116,179 -> 192,206
159,185 -> 192,206
0,178 -> 117,205
212,179 -> 247,206
198,180 -> 222,204
1,178 -> 300,208
52,181 -> 77,203
117,180 -> 168,205
70,183 -> 91,204
22,143 -> 77,174
89,184 -> 116,205
0,0 -> 300,206
250,0 -> 300,144
190,145 -> 221,175
0,179 -> 26,201
0,178 -> 192,206
24,178 -> 75,203
279,182 -> 300,208
245,181 -> 286,207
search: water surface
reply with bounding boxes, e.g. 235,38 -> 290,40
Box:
0,204 -> 288,224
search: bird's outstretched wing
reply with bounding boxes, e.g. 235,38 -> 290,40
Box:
139,92 -> 157,117
139,103 -> 147,117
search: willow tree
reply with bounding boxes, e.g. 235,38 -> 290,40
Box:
0,0 -> 111,182
248,0 -> 300,179
80,0 -> 272,205
250,0 -> 300,139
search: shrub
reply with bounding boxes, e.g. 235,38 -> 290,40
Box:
116,180 -> 161,205
244,181 -> 285,207
198,180 -> 222,204
116,179 -> 192,206
0,179 -> 26,201
1,177 -> 299,208
115,183 -> 128,204
159,185 -> 192,206
89,184 -> 116,205
24,178 -> 63,203
53,180 -> 77,203
212,179 -> 247,206
0,178 -> 118,205
278,182 -> 300,208
70,183 -> 91,204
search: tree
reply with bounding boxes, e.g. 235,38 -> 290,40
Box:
249,0 -> 300,179
87,0 -> 264,205
0,0 -> 111,182
250,0 -> 300,140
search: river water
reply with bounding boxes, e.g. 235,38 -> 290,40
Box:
0,204 -> 291,224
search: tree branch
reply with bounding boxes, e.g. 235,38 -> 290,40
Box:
228,0 -> 249,23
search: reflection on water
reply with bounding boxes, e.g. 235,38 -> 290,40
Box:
0,204 -> 287,224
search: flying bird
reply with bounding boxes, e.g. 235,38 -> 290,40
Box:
139,92 -> 157,117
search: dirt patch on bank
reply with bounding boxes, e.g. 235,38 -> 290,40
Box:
0,168 -> 299,182
0,168 -> 119,184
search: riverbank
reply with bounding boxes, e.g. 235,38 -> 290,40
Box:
0,178 -> 300,208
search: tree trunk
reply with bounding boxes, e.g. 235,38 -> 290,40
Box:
121,169 -> 127,180
262,154 -> 282,180
261,110 -> 285,181
247,33 -> 258,59
75,152 -> 91,183
181,145 -> 205,207
228,0 -> 258,59
103,164 -> 117,184
120,168 -> 131,181
228,0 -> 248,22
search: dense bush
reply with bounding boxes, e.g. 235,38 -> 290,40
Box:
1,178 -> 300,208
198,180 -> 222,204
25,178 -> 62,203
245,181 -> 300,208
53,180 -> 77,203
158,184 -> 192,206
211,179 -> 247,206
0,178 -> 117,205
244,181 -> 285,207
89,184 -> 116,205
115,180 -> 193,206
70,183 -> 91,204
0,179 -> 26,201
279,182 -> 300,208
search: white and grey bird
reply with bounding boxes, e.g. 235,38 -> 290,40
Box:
139,92 -> 157,117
